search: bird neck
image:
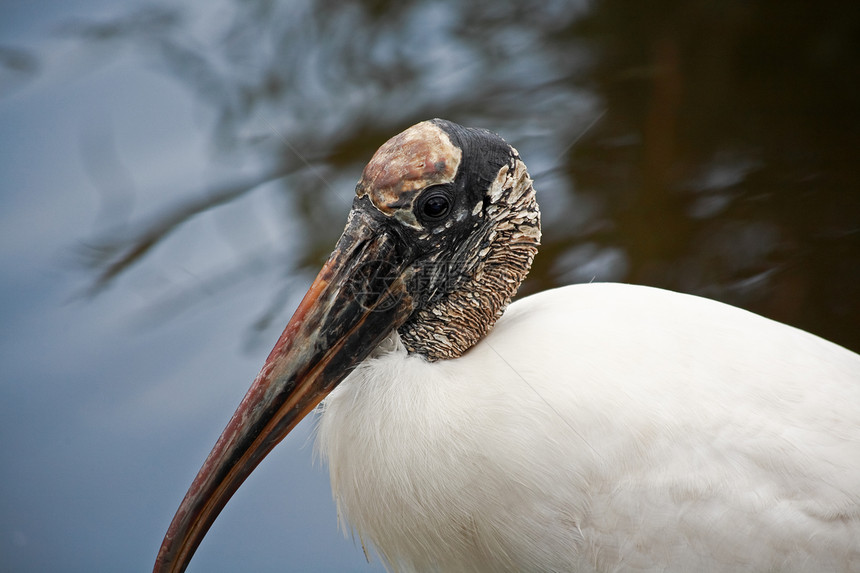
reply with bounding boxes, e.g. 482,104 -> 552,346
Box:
398,154 -> 541,361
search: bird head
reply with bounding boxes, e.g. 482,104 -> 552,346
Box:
153,119 -> 540,572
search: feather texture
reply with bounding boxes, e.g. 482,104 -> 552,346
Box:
318,282 -> 860,573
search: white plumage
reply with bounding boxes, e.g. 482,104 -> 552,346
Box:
320,283 -> 860,572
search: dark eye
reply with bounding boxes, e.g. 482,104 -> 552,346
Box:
417,186 -> 452,223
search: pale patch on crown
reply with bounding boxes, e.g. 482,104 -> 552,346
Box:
356,121 -> 462,228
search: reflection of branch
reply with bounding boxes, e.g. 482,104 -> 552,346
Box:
81,167 -> 294,294
127,246 -> 301,329
0,45 -> 39,97
55,6 -> 181,42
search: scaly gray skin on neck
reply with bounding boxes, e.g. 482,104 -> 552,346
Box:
398,149 -> 541,361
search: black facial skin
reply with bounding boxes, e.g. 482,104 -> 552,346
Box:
349,119 -> 518,322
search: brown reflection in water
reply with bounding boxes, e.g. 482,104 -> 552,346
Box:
536,0 -> 860,353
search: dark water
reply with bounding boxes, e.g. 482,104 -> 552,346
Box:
73,0 -> 860,352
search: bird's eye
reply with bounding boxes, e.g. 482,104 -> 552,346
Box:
417,186 -> 452,223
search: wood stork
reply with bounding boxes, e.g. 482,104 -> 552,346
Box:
154,119 -> 860,573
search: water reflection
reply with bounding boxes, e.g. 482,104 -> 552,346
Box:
59,0 -> 858,352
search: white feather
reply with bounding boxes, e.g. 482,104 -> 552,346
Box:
317,283 -> 860,572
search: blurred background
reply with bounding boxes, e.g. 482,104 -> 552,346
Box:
2,0 -> 858,571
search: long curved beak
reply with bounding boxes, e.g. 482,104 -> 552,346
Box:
154,207 -> 415,573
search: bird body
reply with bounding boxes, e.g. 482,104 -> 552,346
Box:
155,119 -> 860,573
320,283 -> 860,572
